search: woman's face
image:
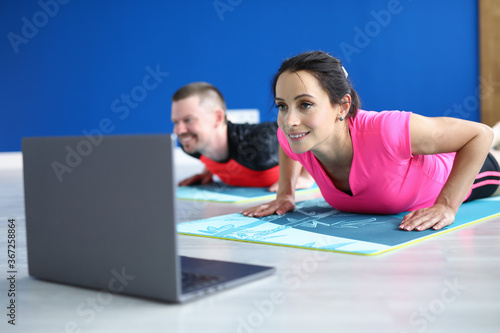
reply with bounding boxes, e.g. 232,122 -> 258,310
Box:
275,70 -> 344,155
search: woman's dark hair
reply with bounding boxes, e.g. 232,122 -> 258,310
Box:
271,51 -> 361,119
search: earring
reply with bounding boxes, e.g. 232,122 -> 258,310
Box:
339,116 -> 344,121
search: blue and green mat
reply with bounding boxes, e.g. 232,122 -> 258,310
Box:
176,183 -> 319,203
178,196 -> 500,255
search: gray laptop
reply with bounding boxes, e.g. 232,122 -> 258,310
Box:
22,134 -> 274,303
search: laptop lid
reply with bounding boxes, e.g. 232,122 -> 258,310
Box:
23,134 -> 181,302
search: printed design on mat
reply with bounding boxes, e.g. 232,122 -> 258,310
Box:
196,198 -> 399,245
178,197 -> 500,255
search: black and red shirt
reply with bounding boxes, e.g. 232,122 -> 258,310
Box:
186,121 -> 280,187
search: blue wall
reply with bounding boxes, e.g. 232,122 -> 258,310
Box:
0,0 -> 478,152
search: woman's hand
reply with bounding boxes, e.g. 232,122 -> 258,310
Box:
404,114 -> 493,231
241,195 -> 296,217
399,203 -> 456,231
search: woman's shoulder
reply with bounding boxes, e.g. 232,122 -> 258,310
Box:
351,110 -> 412,131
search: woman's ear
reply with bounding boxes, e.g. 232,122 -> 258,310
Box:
340,94 -> 352,117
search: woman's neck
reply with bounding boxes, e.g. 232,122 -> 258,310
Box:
312,121 -> 353,169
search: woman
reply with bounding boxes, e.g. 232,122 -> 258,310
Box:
242,51 -> 500,231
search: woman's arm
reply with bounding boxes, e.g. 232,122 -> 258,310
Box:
241,146 -> 302,217
399,114 -> 494,231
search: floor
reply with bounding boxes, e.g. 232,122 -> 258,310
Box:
1,151 -> 499,333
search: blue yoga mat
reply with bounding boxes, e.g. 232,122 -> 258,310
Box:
176,183 -> 319,203
178,196 -> 500,255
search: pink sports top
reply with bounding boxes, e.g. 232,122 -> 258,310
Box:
278,110 -> 458,214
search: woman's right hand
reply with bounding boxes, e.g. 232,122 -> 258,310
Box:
240,195 -> 296,217
243,146 -> 300,217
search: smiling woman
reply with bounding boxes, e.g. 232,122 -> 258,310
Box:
241,51 -> 500,232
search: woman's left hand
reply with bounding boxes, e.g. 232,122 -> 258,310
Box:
399,204 -> 456,231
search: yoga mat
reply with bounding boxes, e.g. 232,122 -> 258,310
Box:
176,183 -> 319,203
178,196 -> 500,255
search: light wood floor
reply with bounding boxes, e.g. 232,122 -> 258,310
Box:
1,152 -> 499,333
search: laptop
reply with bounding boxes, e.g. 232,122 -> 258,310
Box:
22,134 -> 275,303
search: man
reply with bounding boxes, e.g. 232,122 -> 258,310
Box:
171,82 -> 313,190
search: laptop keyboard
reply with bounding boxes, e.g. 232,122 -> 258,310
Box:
182,272 -> 223,293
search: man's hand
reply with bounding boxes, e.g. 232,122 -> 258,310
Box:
178,169 -> 213,186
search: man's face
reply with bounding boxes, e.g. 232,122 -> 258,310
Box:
171,95 -> 217,155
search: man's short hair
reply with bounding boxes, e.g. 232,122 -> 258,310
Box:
172,82 -> 227,113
